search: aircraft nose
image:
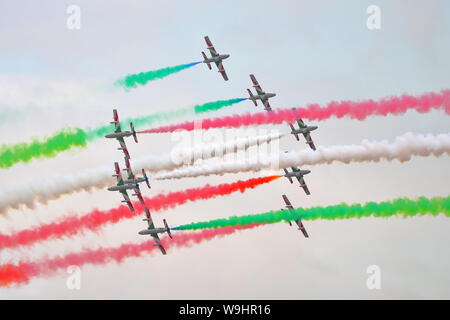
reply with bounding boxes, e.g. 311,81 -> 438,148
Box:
138,230 -> 146,235
305,170 -> 311,174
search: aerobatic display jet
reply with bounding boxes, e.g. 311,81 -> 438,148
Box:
105,109 -> 138,159
283,165 -> 311,195
281,194 -> 309,238
246,74 -> 276,111
201,36 -> 230,81
107,162 -> 146,211
138,207 -> 172,255
288,109 -> 318,150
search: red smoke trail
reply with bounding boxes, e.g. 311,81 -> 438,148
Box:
0,176 -> 280,251
0,224 -> 263,287
139,90 -> 450,133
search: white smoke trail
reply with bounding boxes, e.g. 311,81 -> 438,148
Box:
153,132 -> 450,180
0,132 -> 284,214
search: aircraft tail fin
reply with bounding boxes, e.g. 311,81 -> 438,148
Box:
247,89 -> 257,106
202,52 -> 212,70
164,219 -> 173,239
142,169 -> 151,189
130,122 -> 138,143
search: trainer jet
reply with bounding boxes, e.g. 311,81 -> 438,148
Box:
201,36 -> 230,81
107,162 -> 146,211
105,109 -> 138,159
138,207 -> 172,255
283,166 -> 311,195
246,74 -> 276,111
281,195 -> 309,238
288,112 -> 318,150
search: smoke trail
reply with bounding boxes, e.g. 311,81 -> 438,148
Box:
173,196 -> 450,231
154,132 -> 450,180
141,90 -> 450,133
0,176 -> 280,250
0,224 -> 262,287
0,132 -> 283,213
0,98 -> 246,169
116,62 -> 201,89
89,98 -> 247,140
0,128 -> 87,169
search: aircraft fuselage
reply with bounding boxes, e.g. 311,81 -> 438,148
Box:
138,227 -> 168,235
107,183 -> 138,192
105,131 -> 132,139
285,170 -> 311,179
203,54 -> 230,64
291,126 -> 318,135
249,92 -> 276,101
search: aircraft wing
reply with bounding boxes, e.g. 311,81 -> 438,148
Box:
250,74 -> 264,95
152,234 -> 167,255
282,194 -> 294,210
120,190 -> 134,211
295,219 -> 309,238
289,124 -> 300,141
144,207 -> 155,229
303,132 -> 316,150
215,60 -> 228,80
291,166 -> 300,172
123,157 -> 135,180
133,187 -> 145,204
296,118 -> 306,129
283,168 -> 293,184
297,176 -> 311,195
204,36 -> 218,57
262,98 -> 272,111
117,137 -> 130,159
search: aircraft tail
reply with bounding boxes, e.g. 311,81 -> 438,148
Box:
202,52 -> 212,70
164,219 -> 173,239
247,89 -> 258,106
142,169 -> 151,189
130,122 -> 138,143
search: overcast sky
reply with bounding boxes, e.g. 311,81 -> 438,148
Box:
0,0 -> 449,299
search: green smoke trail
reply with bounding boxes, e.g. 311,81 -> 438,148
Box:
0,128 -> 87,169
116,62 -> 201,89
86,98 -> 246,141
173,196 -> 450,231
0,98 -> 246,168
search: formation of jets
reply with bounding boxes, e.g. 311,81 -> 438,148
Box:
102,36 -> 323,254
105,109 -> 170,254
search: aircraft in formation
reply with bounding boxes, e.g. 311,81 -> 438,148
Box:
246,74 -> 276,111
201,36 -> 230,81
282,166 -> 311,195
107,162 -> 148,211
102,36 -> 321,254
139,207 -> 172,255
288,114 -> 318,150
281,195 -> 309,238
105,109 -> 138,159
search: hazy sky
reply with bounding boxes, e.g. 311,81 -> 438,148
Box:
0,0 -> 449,299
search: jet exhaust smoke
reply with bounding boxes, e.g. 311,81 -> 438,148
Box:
0,224 -> 262,287
115,61 -> 201,89
154,132 -> 450,180
142,90 -> 450,133
173,195 -> 450,231
0,176 -> 280,250
0,132 -> 283,213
